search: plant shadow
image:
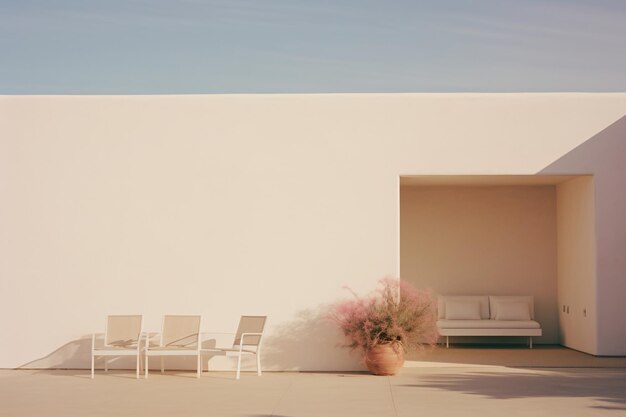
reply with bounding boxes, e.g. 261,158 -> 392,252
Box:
261,305 -> 362,372
399,368 -> 626,410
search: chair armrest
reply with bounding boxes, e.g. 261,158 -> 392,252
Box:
240,332 -> 263,339
136,332 -> 144,351
91,332 -> 106,350
143,332 -> 161,349
199,332 -> 234,352
239,333 -> 264,349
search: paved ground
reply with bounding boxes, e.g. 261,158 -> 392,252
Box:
2,346 -> 625,417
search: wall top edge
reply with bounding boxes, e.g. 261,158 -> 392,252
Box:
2,92 -> 626,99
399,174 -> 593,187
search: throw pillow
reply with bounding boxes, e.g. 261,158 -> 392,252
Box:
494,302 -> 531,321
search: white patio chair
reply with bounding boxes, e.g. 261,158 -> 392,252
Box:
91,315 -> 143,379
144,315 -> 202,378
202,315 -> 267,380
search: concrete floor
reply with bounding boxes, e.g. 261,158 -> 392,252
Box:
2,346 -> 626,417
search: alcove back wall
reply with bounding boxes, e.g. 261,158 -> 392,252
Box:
400,185 -> 558,344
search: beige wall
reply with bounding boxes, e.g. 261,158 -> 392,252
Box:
400,185 -> 558,344
556,177 -> 597,354
2,94 -> 626,370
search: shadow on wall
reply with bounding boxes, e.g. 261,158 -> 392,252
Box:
19,335 -> 209,371
17,307 -> 362,372
401,369 -> 626,410
539,115 -> 626,175
17,336 -> 92,369
539,114 -> 626,355
261,305 -> 363,372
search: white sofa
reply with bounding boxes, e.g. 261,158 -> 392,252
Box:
437,295 -> 542,348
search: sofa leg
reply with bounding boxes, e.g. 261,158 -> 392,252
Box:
529,337 -> 533,349
446,336 -> 449,348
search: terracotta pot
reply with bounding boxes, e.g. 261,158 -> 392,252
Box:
364,343 -> 405,375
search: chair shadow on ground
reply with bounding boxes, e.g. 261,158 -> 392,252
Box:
400,369 -> 626,410
261,304 -> 362,372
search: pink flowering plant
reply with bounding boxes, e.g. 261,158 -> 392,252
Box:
331,278 -> 438,355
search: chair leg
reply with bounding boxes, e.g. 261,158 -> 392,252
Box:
256,353 -> 262,376
91,354 -> 95,379
236,353 -> 242,380
145,353 -> 149,379
197,354 -> 201,378
136,354 -> 140,379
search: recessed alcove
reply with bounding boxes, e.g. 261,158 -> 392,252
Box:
400,175 -> 596,351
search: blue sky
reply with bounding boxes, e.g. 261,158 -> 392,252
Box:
1,0 -> 625,93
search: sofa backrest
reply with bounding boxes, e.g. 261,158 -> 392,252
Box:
438,295 -> 536,321
438,296 -> 490,320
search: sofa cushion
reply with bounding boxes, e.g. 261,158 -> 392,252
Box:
445,300 -> 482,320
489,296 -> 535,320
437,319 -> 541,329
438,296 -> 490,319
494,301 -> 531,321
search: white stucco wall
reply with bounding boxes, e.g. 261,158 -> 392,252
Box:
1,93 -> 626,370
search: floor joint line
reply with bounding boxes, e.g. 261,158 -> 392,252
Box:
388,375 -> 399,417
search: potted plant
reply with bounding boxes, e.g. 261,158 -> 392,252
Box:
331,277 -> 438,375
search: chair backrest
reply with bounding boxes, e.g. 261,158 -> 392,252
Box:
233,316 -> 267,347
105,315 -> 143,347
161,315 -> 201,348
